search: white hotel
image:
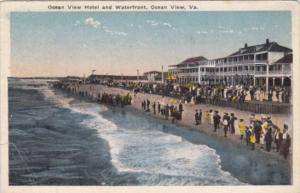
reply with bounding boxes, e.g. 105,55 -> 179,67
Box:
168,39 -> 292,91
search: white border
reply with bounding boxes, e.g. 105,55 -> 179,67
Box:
0,1 -> 299,193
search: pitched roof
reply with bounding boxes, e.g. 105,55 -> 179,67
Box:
229,42 -> 292,57
273,54 -> 293,64
180,56 -> 207,64
144,71 -> 162,75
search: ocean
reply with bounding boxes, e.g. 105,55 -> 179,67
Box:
8,79 -> 290,185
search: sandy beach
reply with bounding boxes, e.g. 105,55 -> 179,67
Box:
67,84 -> 293,163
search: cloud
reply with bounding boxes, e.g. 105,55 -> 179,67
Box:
104,29 -> 127,36
196,31 -> 208,34
220,29 -> 234,34
163,22 -> 172,27
146,20 -> 176,30
129,23 -> 143,29
74,20 -> 80,26
75,17 -> 128,36
114,31 -> 128,36
243,26 -> 265,31
84,17 -> 101,28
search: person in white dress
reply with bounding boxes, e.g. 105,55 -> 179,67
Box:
245,90 -> 251,101
259,89 -> 265,102
278,89 -> 283,103
272,89 -> 278,102
255,89 -> 260,101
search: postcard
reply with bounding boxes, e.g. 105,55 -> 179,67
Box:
0,1 -> 299,193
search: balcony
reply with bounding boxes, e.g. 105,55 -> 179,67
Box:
254,70 -> 291,76
215,59 -> 268,66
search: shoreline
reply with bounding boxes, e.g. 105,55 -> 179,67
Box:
67,84 -> 292,161
60,83 -> 292,184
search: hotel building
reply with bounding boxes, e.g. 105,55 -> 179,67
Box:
169,39 -> 292,91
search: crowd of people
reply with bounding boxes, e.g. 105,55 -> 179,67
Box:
141,99 -> 291,159
141,99 -> 184,123
95,92 -> 132,107
65,81 -> 292,159
103,81 -> 291,104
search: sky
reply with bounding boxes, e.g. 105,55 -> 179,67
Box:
10,11 -> 291,77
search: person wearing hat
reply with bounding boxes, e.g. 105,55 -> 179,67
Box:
205,110 -> 210,124
239,119 -> 246,140
250,113 -> 256,125
280,124 -> 291,159
246,126 -> 252,146
229,113 -> 237,134
195,110 -> 199,125
222,112 -> 230,137
213,111 -> 221,132
250,131 -> 256,150
210,109 -> 214,125
264,127 -> 273,152
198,109 -> 202,125
274,126 -> 283,152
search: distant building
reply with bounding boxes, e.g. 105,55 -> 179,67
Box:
168,56 -> 208,84
63,76 -> 83,83
143,71 -> 162,82
88,74 -> 147,83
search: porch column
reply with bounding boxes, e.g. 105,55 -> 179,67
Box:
281,76 -> 284,86
272,77 -> 275,87
266,64 -> 269,92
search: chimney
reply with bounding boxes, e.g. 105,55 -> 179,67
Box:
266,38 -> 269,44
244,43 -> 248,48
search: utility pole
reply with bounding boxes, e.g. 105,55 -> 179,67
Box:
161,65 -> 164,84
137,69 -> 139,81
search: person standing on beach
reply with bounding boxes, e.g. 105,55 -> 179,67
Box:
179,102 -> 183,120
146,99 -> 150,112
205,111 -> 210,124
195,110 -> 199,125
238,119 -> 246,140
198,109 -> 202,124
213,111 -> 220,132
222,113 -> 230,137
280,124 -> 291,159
165,105 -> 169,120
152,102 -> 156,114
264,127 -> 273,152
158,102 -> 161,115
250,132 -> 256,150
245,126 -> 252,146
142,100 -> 146,111
253,120 -> 262,144
209,110 -> 214,125
229,113 -> 236,134
274,127 -> 283,152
